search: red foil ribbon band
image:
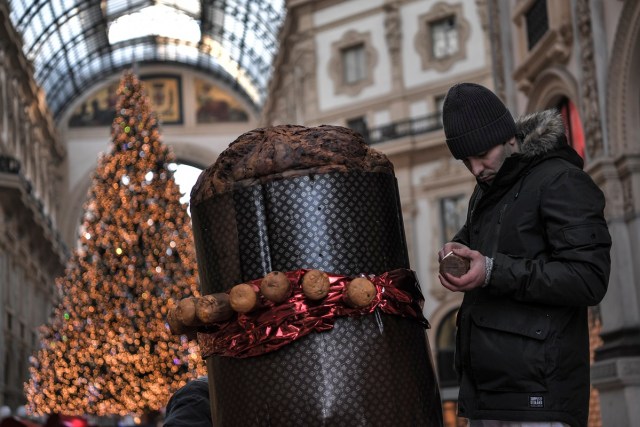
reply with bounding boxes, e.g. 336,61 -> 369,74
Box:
197,268 -> 428,358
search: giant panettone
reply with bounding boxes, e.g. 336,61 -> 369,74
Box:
188,125 -> 443,426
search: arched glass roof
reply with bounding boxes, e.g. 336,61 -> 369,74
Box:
7,0 -> 286,121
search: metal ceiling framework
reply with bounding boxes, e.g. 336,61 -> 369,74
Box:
7,0 -> 285,121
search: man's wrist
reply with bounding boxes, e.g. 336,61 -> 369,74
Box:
483,256 -> 494,287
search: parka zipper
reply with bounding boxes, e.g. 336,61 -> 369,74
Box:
468,188 -> 483,247
491,204 -> 508,258
490,174 -> 527,258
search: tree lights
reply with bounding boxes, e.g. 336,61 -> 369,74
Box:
25,71 -> 205,418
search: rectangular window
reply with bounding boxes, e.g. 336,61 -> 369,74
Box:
525,0 -> 549,50
440,195 -> 467,244
430,16 -> 458,59
341,44 -> 366,84
435,95 -> 446,114
435,95 -> 446,125
347,116 -> 370,144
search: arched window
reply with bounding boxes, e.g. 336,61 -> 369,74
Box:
556,97 -> 586,160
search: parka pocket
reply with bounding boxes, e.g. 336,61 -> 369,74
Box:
562,223 -> 611,247
469,305 -> 550,392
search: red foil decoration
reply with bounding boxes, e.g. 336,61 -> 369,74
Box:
197,268 -> 428,358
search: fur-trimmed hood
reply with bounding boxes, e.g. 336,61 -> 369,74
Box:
515,109 -> 567,158
480,108 -> 582,191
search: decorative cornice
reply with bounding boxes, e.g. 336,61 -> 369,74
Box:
592,357 -> 640,390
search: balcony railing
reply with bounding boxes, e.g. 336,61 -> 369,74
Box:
0,154 -> 69,257
366,112 -> 443,145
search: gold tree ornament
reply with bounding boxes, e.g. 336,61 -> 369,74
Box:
25,71 -> 205,418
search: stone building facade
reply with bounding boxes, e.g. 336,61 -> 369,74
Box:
0,1 -> 67,409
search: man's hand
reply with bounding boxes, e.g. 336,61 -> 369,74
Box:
438,244 -> 487,292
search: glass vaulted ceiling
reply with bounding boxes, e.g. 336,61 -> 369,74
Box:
7,0 -> 286,121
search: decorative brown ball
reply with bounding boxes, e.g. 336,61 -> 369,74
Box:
196,293 -> 234,323
229,283 -> 259,313
260,271 -> 291,303
166,308 -> 185,335
175,297 -> 199,326
345,277 -> 376,308
439,252 -> 470,278
302,269 -> 331,300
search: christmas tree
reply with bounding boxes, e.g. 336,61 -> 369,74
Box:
25,71 -> 205,417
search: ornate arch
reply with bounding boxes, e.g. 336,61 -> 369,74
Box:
170,143 -> 217,171
60,142 -> 216,248
524,67 -> 580,113
428,296 -> 463,345
607,1 -> 640,156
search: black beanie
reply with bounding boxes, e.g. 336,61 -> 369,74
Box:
442,82 -> 516,159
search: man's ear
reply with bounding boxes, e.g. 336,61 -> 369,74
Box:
506,136 -> 520,152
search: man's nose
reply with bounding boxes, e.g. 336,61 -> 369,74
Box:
468,159 -> 483,176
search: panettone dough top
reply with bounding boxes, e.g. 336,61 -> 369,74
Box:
190,124 -> 393,205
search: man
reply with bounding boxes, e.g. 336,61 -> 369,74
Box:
438,82 -> 611,427
163,376 -> 211,426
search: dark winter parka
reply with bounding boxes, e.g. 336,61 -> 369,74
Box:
452,110 -> 611,427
